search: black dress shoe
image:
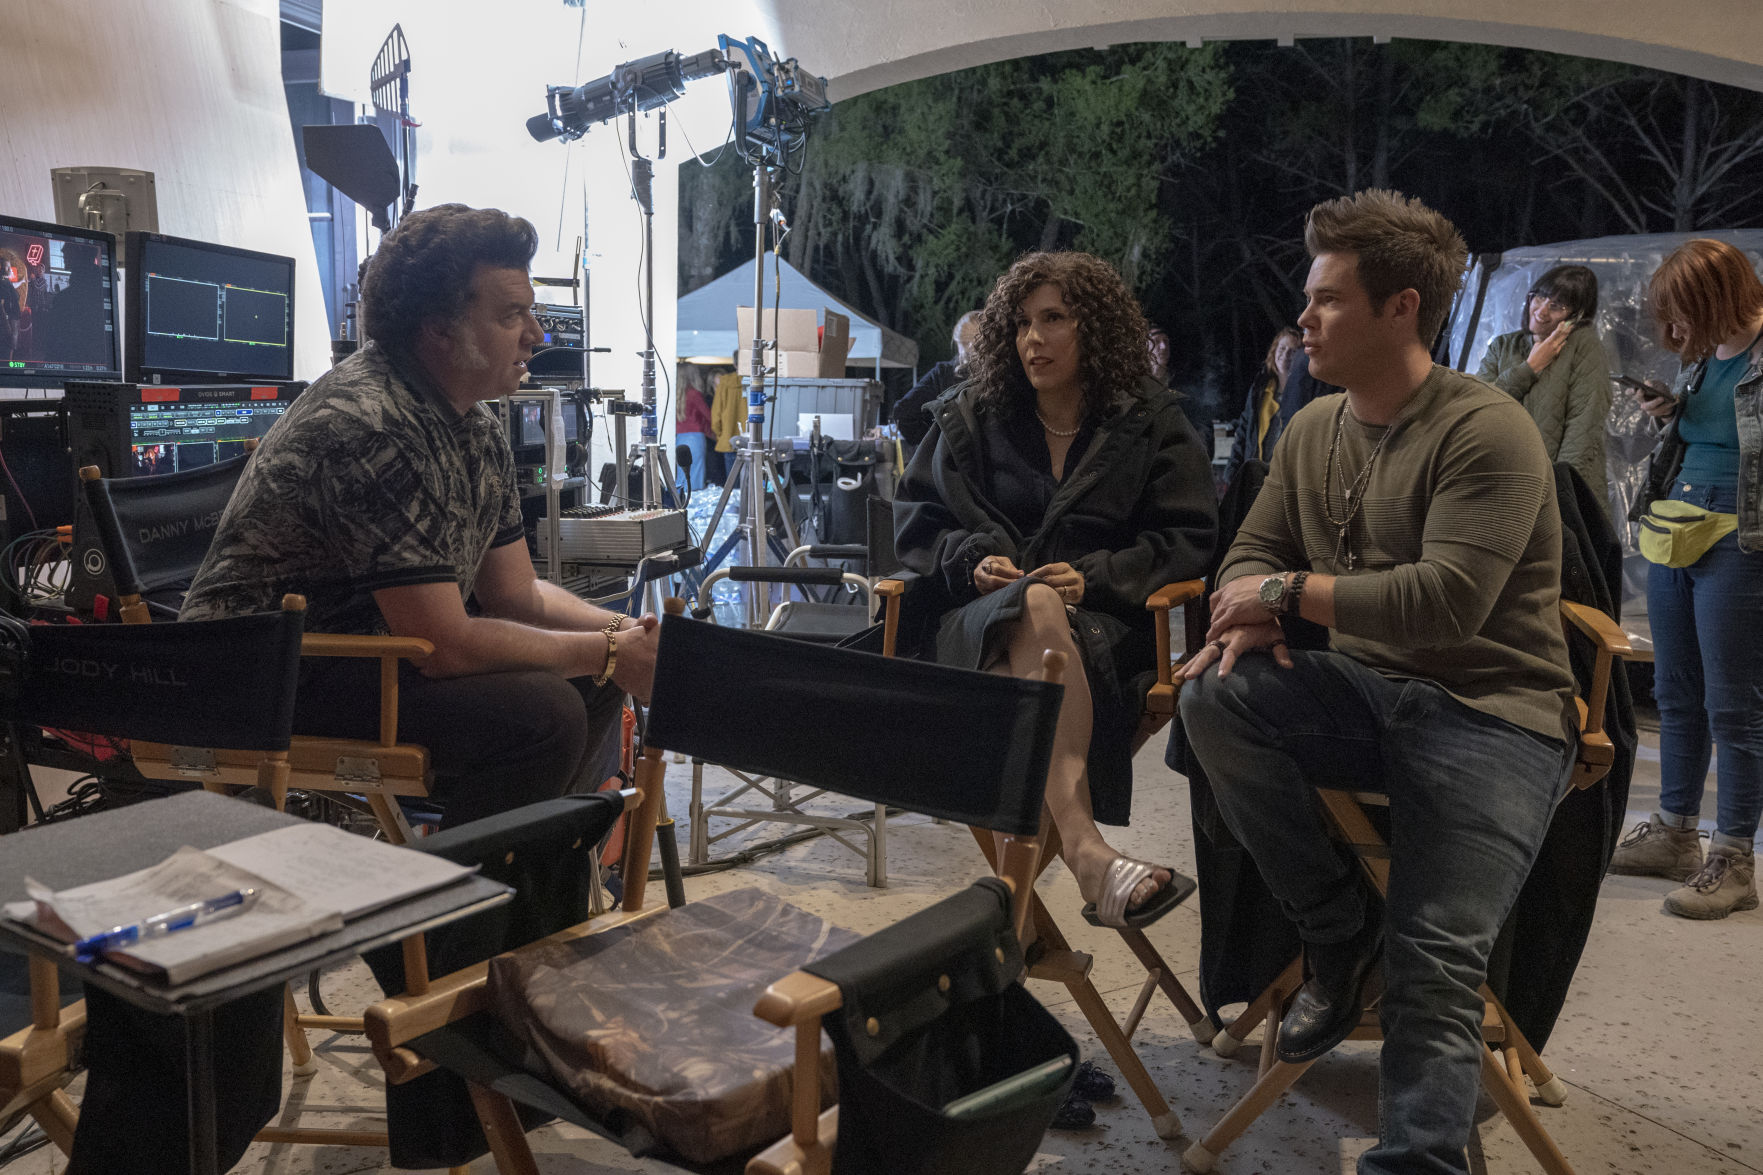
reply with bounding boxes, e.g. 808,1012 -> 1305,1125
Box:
1277,915 -> 1383,1064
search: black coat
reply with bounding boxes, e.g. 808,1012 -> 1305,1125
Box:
892,359 -> 966,446
895,377 -> 1217,824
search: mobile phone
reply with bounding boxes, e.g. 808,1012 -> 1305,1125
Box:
1613,373 -> 1667,400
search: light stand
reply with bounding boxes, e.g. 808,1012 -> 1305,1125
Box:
527,36 -> 827,627
691,161 -> 806,625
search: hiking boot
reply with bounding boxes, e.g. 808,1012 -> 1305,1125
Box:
1609,815 -> 1704,882
1663,846 -> 1758,920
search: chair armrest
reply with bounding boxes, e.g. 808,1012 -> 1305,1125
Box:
298,634 -> 435,746
876,579 -> 908,656
1145,579 -> 1208,689
1558,600 -> 1631,748
300,633 -> 435,661
1145,579 -> 1207,612
752,969 -> 843,1028
1559,600 -> 1633,658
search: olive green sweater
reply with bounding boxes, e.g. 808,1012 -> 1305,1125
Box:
1477,327 -> 1611,502
1220,365 -> 1577,743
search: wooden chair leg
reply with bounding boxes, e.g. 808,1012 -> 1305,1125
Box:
1067,972 -> 1181,1139
1214,957 -> 1302,1058
283,983 -> 317,1077
1478,1047 -> 1577,1175
970,825 -> 1181,1137
27,1088 -> 78,1157
1118,926 -> 1215,1044
1025,893 -> 1180,1139
1256,999 -> 1280,1077
367,792 -> 412,845
1486,987 -> 1568,1107
1182,1056 -> 1316,1173
466,1081 -> 542,1175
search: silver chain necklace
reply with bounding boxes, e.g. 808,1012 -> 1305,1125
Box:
1321,402 -> 1397,570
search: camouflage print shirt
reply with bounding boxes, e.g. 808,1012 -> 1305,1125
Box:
180,344 -> 524,634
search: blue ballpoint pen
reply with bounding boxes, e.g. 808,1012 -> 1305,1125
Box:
72,887 -> 260,964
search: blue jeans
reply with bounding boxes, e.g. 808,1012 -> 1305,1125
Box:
1181,651 -> 1572,1175
1648,480 -> 1763,843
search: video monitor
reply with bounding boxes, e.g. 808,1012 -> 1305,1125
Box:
513,400 -> 547,448
0,214 -> 123,387
125,231 -> 295,384
125,386 -> 300,475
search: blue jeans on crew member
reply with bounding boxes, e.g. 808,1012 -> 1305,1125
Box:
1648,480 -> 1763,850
1181,651 -> 1573,1175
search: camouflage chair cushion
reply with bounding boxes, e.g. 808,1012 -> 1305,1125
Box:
488,886 -> 859,1164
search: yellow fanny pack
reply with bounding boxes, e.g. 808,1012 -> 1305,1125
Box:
1638,499 -> 1738,568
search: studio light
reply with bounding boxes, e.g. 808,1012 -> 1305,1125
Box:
526,48 -> 729,142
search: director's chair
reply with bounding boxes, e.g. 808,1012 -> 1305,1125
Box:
1181,599 -> 1633,1174
0,596 -> 396,1162
76,460 -> 438,845
686,496 -> 908,887
866,571 -> 1215,1140
364,603 -> 1076,1174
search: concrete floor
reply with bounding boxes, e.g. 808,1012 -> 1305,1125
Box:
6,723 -> 1757,1175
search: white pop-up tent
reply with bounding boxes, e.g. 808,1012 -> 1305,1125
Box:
677,256 -> 920,373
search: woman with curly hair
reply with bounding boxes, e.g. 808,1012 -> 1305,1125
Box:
893,252 -> 1218,928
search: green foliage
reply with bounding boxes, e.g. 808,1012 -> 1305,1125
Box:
679,37 -> 1763,405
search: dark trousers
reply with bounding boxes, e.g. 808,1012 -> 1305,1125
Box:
294,660 -> 628,829
1180,650 -> 1572,1175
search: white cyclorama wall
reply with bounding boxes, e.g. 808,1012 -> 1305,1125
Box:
321,0 -> 774,480
0,0 -> 331,382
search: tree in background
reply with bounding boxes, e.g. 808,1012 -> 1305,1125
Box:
680,38 -> 1763,423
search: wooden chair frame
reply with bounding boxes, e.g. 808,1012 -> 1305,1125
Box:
1183,599 -> 1634,1174
0,595 -> 412,1159
865,574 -> 1214,1141
76,464 -> 439,847
363,602 -> 1064,1175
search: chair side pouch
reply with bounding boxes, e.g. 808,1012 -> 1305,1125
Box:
805,878 -> 1078,1175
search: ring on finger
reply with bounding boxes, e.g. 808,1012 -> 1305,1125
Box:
1208,640 -> 1227,653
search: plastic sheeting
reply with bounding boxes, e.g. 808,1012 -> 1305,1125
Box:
1443,231 -> 1763,619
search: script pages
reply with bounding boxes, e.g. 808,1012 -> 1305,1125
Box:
7,823 -> 475,985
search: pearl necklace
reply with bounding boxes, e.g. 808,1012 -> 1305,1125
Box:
1035,408 -> 1081,438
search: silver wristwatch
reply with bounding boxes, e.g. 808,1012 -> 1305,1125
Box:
1258,574 -> 1288,613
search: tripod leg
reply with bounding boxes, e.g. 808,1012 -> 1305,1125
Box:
697,468 -> 740,562
764,454 -> 803,552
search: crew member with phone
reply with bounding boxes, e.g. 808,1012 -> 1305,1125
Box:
1611,238 -> 1763,920
1476,264 -> 1612,508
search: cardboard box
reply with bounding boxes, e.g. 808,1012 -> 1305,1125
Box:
736,306 -> 818,358
736,306 -> 852,377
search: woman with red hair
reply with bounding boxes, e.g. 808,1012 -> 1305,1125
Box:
1611,238 -> 1763,919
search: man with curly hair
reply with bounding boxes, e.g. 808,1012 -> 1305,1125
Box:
183,203 -> 652,826
1178,190 -> 1578,1173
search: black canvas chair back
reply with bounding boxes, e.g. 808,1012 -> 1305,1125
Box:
647,614 -> 1061,836
80,452 -> 251,616
11,606 -> 302,751
650,616 -> 1077,1175
866,493 -> 901,578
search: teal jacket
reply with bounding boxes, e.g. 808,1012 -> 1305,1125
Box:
1477,327 -> 1611,503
